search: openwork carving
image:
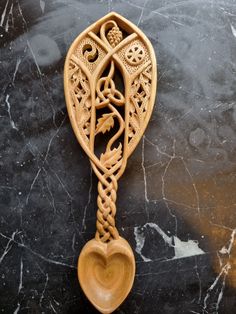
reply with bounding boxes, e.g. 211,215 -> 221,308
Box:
68,60 -> 91,144
64,12 -> 157,314
128,64 -> 152,147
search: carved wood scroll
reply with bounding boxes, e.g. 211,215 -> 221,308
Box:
64,12 -> 157,314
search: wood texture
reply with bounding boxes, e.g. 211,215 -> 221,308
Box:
64,12 -> 157,313
78,237 -> 135,313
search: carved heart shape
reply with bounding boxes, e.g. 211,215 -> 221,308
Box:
78,237 -> 135,313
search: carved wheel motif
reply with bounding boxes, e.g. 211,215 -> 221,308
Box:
125,44 -> 145,65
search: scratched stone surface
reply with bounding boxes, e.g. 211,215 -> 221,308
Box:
0,0 -> 236,313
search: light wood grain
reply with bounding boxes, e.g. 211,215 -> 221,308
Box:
64,11 -> 157,313
78,237 -> 135,313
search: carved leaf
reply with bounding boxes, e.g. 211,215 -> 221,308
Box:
100,143 -> 122,168
96,113 -> 114,134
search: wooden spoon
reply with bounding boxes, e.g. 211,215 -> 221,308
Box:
64,12 -> 157,313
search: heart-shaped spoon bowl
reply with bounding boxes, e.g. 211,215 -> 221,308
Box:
78,237 -> 135,314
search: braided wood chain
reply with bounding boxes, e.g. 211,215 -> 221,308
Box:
65,14 -> 156,242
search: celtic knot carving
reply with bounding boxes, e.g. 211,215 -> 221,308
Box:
65,13 -> 157,242
95,61 -> 125,109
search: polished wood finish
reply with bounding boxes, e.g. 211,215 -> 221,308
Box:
78,237 -> 135,313
64,12 -> 157,313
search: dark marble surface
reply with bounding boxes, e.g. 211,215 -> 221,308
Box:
1,0 -> 236,313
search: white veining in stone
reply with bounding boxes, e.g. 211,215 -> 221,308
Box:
5,94 -> 18,131
40,0 -> 46,13
134,223 -> 205,262
18,258 -> 23,294
134,226 -> 151,262
230,24 -> 236,38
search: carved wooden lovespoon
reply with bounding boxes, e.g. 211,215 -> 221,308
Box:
64,12 -> 157,314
